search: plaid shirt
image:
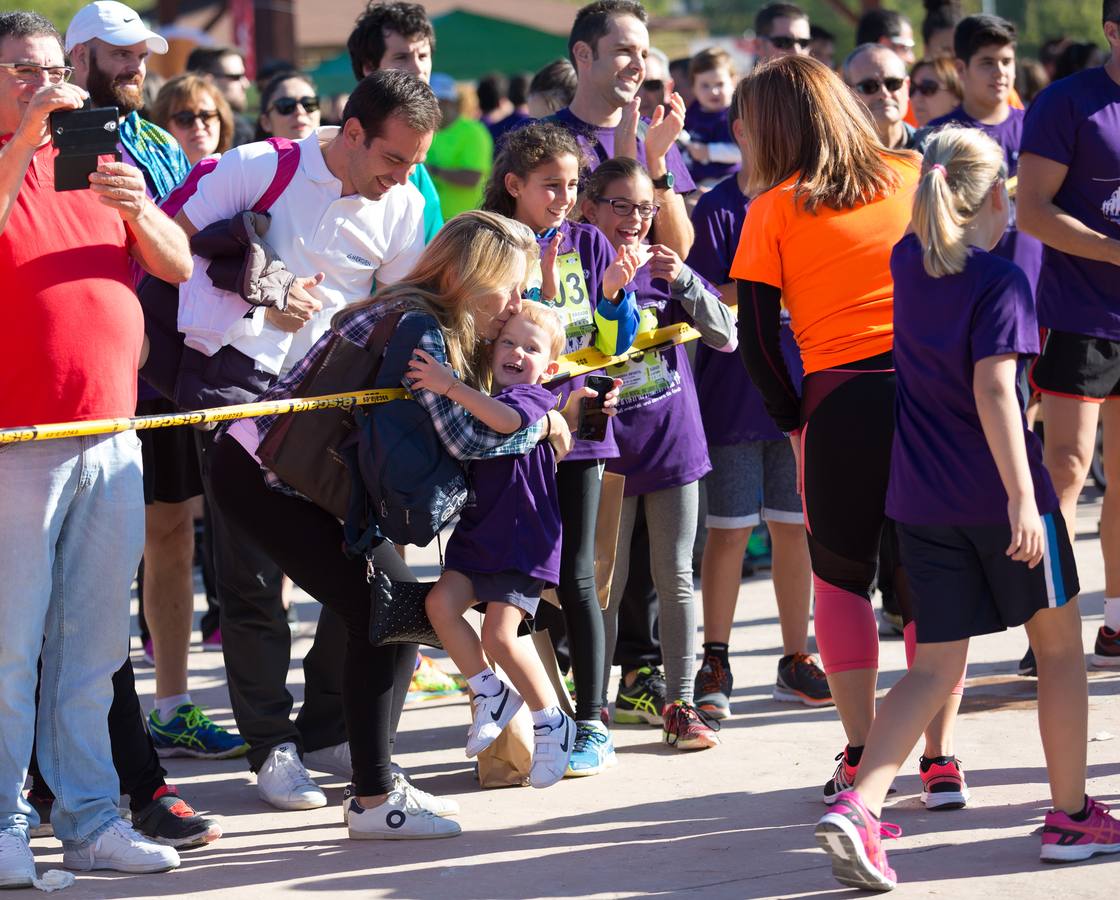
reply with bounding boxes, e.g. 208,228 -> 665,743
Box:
252,300 -> 543,461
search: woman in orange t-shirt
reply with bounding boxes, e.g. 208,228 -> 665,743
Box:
730,56 -> 968,807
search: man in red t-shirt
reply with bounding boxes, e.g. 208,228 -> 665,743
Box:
0,11 -> 191,886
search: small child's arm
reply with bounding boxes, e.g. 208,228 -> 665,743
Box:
406,349 -> 523,434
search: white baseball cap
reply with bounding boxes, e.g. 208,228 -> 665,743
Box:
65,1 -> 169,54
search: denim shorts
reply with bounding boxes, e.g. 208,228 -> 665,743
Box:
704,439 -> 803,529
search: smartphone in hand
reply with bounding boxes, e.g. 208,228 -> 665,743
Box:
50,103 -> 120,191
577,374 -> 615,442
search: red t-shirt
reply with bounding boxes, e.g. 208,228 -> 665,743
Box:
0,139 -> 142,428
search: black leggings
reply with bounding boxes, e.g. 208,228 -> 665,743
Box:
550,459 -> 607,722
209,438 -> 418,795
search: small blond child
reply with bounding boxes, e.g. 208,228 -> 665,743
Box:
407,304 -> 575,788
683,47 -> 741,187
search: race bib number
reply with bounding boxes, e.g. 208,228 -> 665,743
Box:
611,307 -> 670,403
527,251 -> 594,347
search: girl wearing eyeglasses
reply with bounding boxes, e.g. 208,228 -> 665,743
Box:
580,156 -> 737,753
256,72 -> 320,142
150,74 -> 234,167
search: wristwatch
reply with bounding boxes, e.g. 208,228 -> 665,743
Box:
651,171 -> 674,191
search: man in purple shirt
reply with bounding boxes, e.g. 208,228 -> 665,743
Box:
921,14 -> 1043,295
1019,1 -> 1120,668
551,0 -> 695,258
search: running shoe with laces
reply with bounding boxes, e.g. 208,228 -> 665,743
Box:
815,789 -> 900,891
132,786 -> 222,848
823,746 -> 860,805
63,817 -> 180,873
694,653 -> 733,720
465,681 -> 524,758
564,720 -> 617,777
347,789 -> 461,840
774,653 -> 834,707
613,666 -> 668,726
0,831 -> 35,889
1018,645 -> 1038,677
531,713 -> 576,788
1040,796 -> 1120,862
342,774 -> 460,824
148,704 -> 248,760
1091,626 -> 1120,668
919,755 -> 970,810
662,700 -> 721,751
257,742 -> 327,811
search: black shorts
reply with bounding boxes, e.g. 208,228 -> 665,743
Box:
454,569 -> 545,620
1030,329 -> 1120,401
138,397 -> 203,505
898,513 -> 1079,644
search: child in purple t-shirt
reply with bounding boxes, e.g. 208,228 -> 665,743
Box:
815,127 -> 1118,893
409,305 -> 578,789
681,48 -> 741,187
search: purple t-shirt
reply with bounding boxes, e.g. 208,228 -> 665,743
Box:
886,233 -> 1058,526
1021,66 -> 1120,340
927,106 -> 1043,296
686,175 -> 802,445
536,220 -> 621,462
550,106 -> 696,194
605,264 -> 712,495
683,102 -> 739,184
444,383 -> 562,584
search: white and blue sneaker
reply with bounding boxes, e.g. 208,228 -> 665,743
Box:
564,721 -> 617,778
465,681 -> 523,758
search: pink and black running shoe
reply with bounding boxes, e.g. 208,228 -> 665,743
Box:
1041,796 -> 1120,863
815,790 -> 900,891
919,755 -> 970,811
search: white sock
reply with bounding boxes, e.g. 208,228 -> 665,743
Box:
154,694 -> 192,723
466,668 -> 500,697
1104,597 -> 1120,632
531,706 -> 563,729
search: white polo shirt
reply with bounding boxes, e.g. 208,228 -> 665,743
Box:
179,127 -> 425,374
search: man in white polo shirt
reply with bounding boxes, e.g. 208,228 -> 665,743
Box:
174,70 -> 439,811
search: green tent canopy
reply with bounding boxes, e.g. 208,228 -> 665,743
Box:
309,9 -> 569,95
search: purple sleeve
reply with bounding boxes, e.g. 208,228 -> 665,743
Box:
1021,81 -> 1077,167
686,198 -> 733,285
970,264 -> 1040,363
495,384 -> 557,428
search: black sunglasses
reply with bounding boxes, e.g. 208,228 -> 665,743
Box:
641,79 -> 664,92
912,80 -> 945,97
271,95 -> 320,115
766,36 -> 810,51
170,109 -> 220,127
854,77 -> 906,95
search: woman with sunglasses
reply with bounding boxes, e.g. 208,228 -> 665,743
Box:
256,72 -> 320,142
908,57 -> 962,127
731,57 -> 969,808
151,74 -> 234,167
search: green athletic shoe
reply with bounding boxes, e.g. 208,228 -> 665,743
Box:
612,666 -> 667,726
148,704 -> 249,760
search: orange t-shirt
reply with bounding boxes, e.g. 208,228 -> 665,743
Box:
729,155 -> 920,374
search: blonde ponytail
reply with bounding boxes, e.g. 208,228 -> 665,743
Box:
911,127 -> 1006,278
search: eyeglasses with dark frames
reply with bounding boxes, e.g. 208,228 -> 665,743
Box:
170,109 -> 220,127
912,80 -> 946,97
270,96 -> 320,115
854,77 -> 907,95
597,197 -> 660,220
765,36 -> 810,51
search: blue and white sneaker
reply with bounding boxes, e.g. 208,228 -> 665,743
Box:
148,704 -> 249,760
564,720 -> 617,778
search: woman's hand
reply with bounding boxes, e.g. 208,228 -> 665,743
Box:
602,245 -> 640,300
539,231 -> 562,301
647,244 -> 684,284
1007,495 -> 1045,568
545,409 -> 572,461
614,97 -> 640,161
406,348 -> 458,396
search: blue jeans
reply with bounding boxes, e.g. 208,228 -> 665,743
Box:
0,433 -> 144,846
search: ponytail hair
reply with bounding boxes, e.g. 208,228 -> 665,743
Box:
911,126 -> 1006,278
481,121 -> 584,218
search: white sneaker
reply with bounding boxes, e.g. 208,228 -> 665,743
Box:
341,773 -> 460,823
0,831 -> 36,888
257,743 -> 327,810
465,682 -> 523,758
347,791 -> 461,840
530,713 -> 576,789
62,818 -> 179,873
304,742 -> 352,777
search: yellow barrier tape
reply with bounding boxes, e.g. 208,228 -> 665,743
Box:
0,313 -> 719,444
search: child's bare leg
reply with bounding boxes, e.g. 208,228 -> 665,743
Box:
481,603 -> 556,711
853,639 -> 970,817
1024,598 -> 1088,814
426,571 -> 487,680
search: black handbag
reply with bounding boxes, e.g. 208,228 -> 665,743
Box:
367,567 -> 441,649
